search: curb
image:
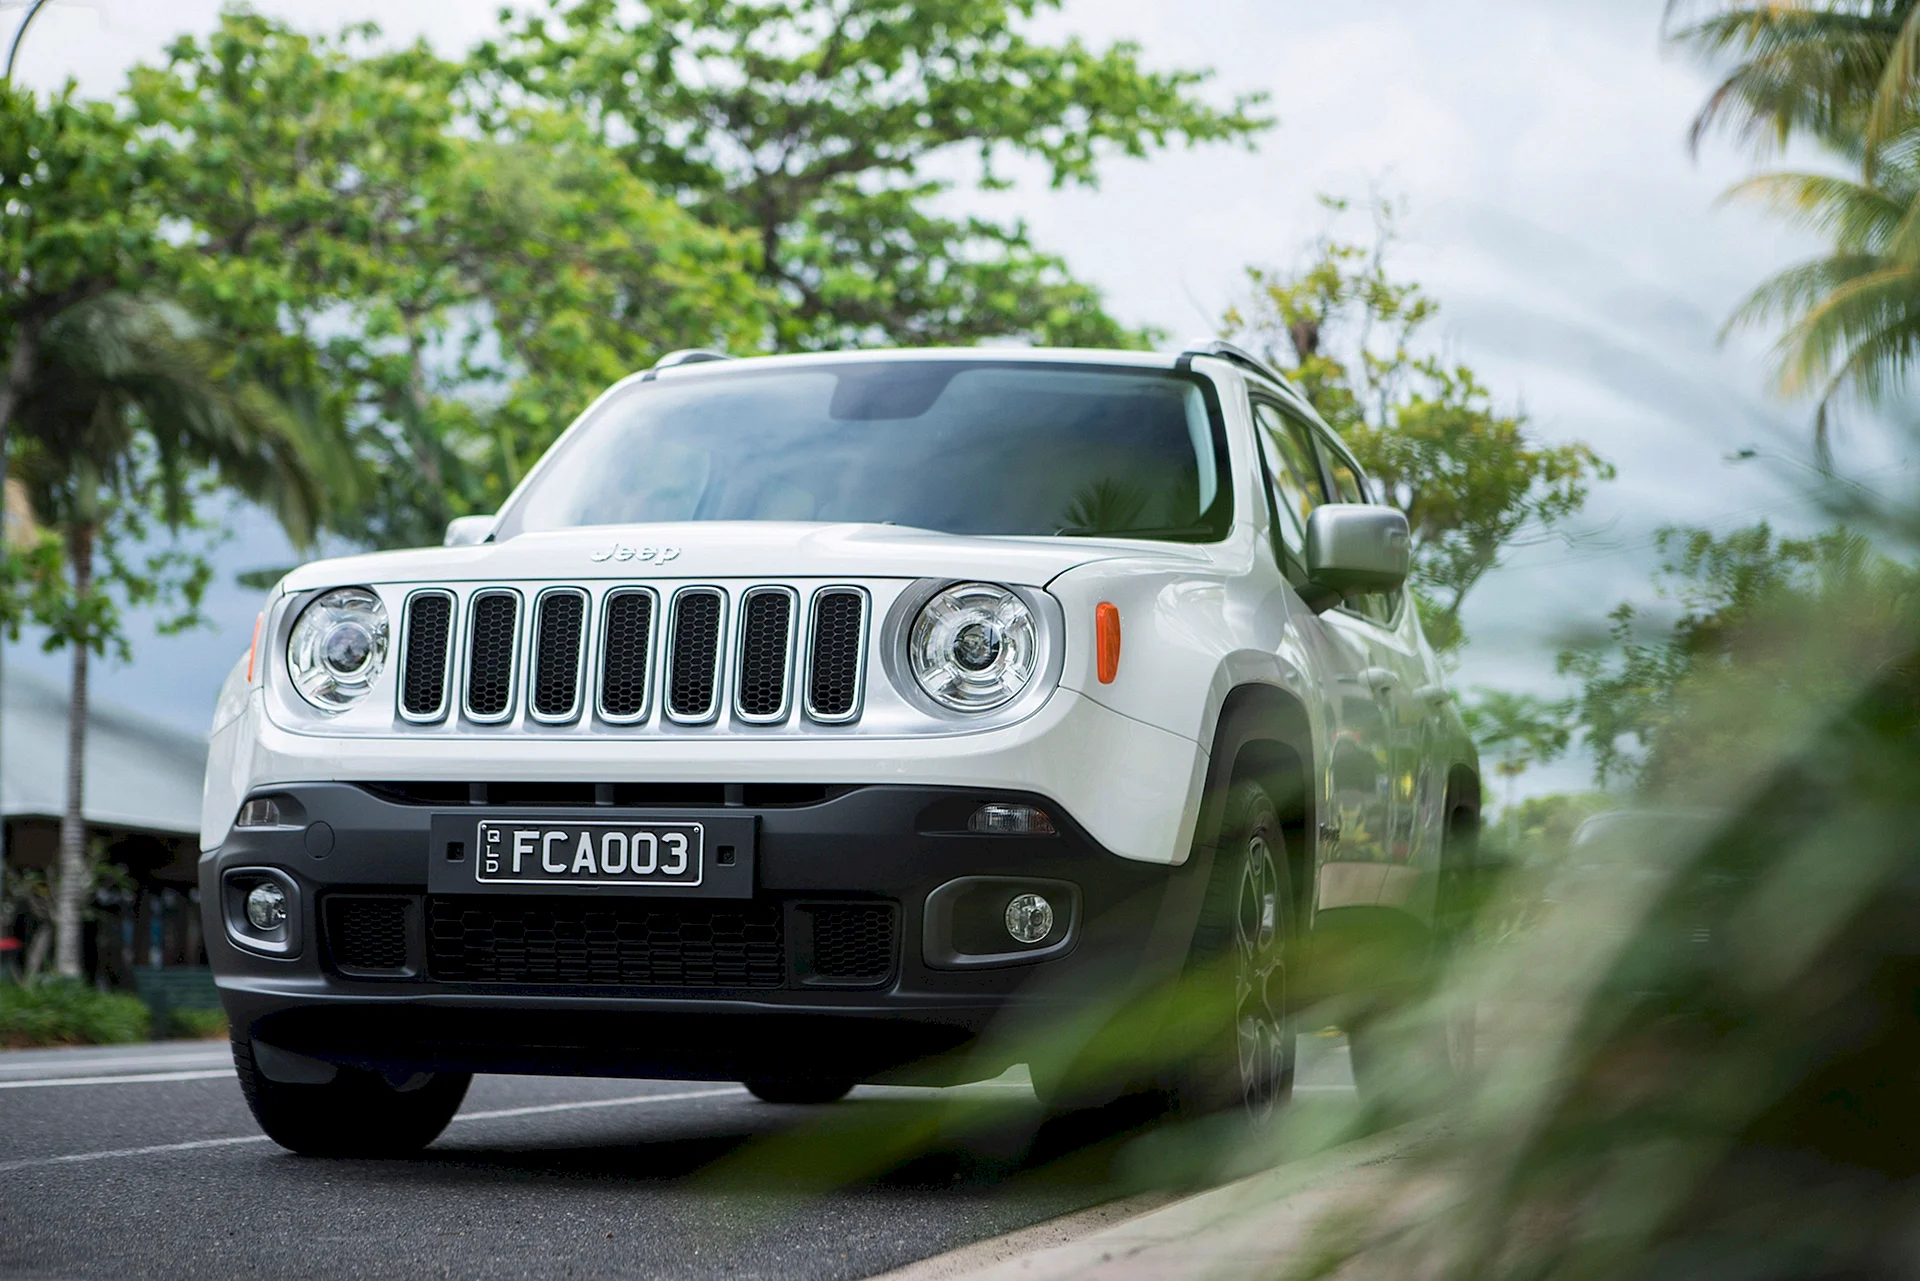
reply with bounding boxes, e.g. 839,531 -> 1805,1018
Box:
874,1125 -> 1426,1281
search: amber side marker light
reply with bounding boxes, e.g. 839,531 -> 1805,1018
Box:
1096,602 -> 1121,684
246,612 -> 263,683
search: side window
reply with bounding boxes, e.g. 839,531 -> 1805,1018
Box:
1321,447 -> 1369,505
1252,402 -> 1327,555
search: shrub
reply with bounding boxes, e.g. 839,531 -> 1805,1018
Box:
165,1006 -> 227,1040
0,979 -> 151,1047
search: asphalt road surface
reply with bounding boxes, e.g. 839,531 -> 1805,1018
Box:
0,1039 -> 1354,1280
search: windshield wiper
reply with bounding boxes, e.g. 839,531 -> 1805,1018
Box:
1052,525 -> 1218,542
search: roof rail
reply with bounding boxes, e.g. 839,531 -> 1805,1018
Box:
1178,339 -> 1298,394
642,348 -> 736,380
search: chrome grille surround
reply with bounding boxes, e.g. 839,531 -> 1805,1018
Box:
397,588 -> 456,724
462,588 -> 523,724
595,587 -> 658,725
734,586 -> 798,724
664,586 -> 728,725
528,587 -> 589,724
804,586 -> 870,724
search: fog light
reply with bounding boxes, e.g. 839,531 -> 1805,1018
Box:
1004,893 -> 1054,945
235,798 -> 281,828
245,882 -> 288,931
968,803 -> 1056,835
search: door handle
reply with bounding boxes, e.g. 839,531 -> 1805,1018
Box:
1363,667 -> 1398,693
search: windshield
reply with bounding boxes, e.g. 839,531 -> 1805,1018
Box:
496,361 -> 1232,542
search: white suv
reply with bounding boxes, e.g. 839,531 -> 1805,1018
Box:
201,342 -> 1480,1155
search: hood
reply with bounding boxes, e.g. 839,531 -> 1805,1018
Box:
278,522 -> 1220,593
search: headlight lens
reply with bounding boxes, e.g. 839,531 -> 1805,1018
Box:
908,583 -> 1038,711
287,587 -> 389,710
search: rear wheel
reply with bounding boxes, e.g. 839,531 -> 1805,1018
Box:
745,1077 -> 855,1105
233,1038 -> 470,1157
1166,780 -> 1296,1121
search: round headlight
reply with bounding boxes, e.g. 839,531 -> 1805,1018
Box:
287,587 -> 389,710
908,583 -> 1038,712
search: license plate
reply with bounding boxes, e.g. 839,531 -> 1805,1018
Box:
476,821 -> 703,888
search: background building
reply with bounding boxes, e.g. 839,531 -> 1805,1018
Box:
1,667 -> 208,983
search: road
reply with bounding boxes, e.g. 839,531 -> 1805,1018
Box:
0,1039 -> 1354,1280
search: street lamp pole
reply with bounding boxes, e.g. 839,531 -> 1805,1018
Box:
3,0 -> 52,83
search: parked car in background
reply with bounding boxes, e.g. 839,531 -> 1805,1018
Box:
200,342 -> 1480,1155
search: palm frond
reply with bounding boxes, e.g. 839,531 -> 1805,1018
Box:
1723,171 -> 1911,250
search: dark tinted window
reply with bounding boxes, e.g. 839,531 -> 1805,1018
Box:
1252,401 -> 1326,554
499,362 -> 1232,542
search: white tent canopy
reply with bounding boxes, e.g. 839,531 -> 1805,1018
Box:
0,666 -> 206,837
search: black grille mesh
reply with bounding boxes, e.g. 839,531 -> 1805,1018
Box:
531,592 -> 586,720
599,591 -> 654,719
326,897 -> 410,973
737,591 -> 793,719
808,591 -> 865,719
809,904 -> 895,980
400,593 -> 453,718
427,897 -> 784,988
466,592 -> 519,718
668,592 -> 723,719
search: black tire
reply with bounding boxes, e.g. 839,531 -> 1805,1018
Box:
745,1077 -> 855,1105
1164,780 -> 1297,1121
233,1037 -> 470,1157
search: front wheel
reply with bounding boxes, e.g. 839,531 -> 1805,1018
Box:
745,1077 -> 854,1105
1165,780 -> 1296,1121
233,1038 -> 470,1157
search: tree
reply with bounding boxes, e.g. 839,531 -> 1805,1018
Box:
128,12 -> 771,548
1458,689 -> 1572,831
1559,522 -> 1920,791
8,294 -> 327,977
1665,2 -> 1911,155
474,0 -> 1272,350
1222,198 -> 1612,652
1721,155 -> 1920,458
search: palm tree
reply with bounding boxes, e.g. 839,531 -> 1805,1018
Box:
1666,1 -> 1914,157
10,293 -> 326,978
1722,154 -> 1920,455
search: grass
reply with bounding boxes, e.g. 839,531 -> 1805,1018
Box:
0,979 -> 151,1048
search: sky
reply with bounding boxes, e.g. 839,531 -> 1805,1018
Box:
6,0 -> 1901,802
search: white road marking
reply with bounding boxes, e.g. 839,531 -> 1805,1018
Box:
0,1085 -> 747,1172
456,1086 -> 743,1122
0,1069 -> 236,1090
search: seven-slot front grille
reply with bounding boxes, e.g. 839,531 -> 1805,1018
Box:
807,589 -> 867,722
667,588 -> 726,723
404,583 -> 866,728
736,588 -> 795,722
465,590 -> 521,721
399,591 -> 454,721
530,589 -> 587,722
598,589 -> 656,722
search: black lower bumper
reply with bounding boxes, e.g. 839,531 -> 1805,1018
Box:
202,783 -> 1211,1084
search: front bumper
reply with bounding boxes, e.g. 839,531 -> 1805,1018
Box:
202,783 -> 1210,1083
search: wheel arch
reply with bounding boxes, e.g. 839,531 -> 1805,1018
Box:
1197,682 -> 1319,926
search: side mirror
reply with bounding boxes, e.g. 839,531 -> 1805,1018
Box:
1303,504 -> 1410,612
443,515 -> 496,547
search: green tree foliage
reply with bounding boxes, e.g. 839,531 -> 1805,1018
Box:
1722,157 -> 1920,455
1458,688 -> 1572,822
1222,198 -> 1612,652
474,0 -> 1272,350
127,12 -> 771,549
10,294 -> 327,978
1559,522 -> 1920,790
1665,1 -> 1913,157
